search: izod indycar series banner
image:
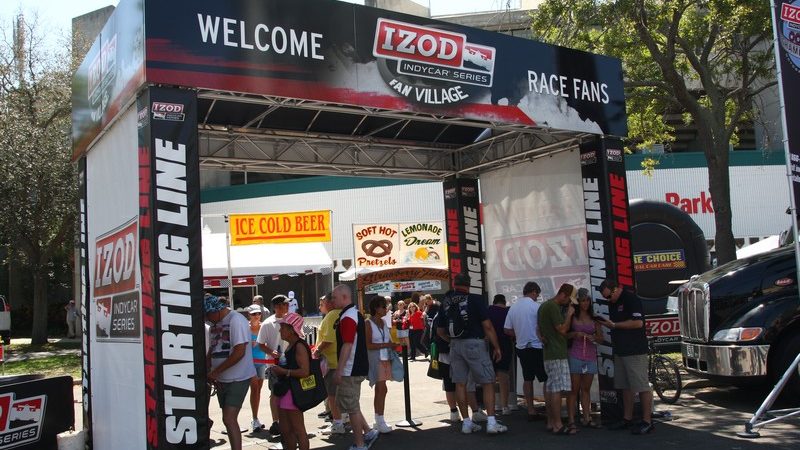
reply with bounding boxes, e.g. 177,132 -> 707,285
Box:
353,222 -> 447,269
132,0 -> 624,135
93,219 -> 141,341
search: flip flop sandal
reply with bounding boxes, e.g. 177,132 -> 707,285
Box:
553,425 -> 575,435
568,423 -> 579,434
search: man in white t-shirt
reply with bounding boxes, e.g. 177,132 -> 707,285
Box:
503,281 -> 547,420
257,294 -> 290,436
287,290 -> 299,314
205,295 -> 256,450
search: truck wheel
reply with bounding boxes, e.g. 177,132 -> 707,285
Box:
772,333 -> 800,398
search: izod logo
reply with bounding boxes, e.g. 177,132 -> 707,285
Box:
94,220 -> 138,297
373,18 -> 495,106
375,19 -> 464,67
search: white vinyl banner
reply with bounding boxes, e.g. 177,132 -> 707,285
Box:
481,151 -> 590,302
85,106 -> 146,450
626,165 -> 791,239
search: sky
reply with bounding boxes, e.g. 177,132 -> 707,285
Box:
0,0 -> 523,40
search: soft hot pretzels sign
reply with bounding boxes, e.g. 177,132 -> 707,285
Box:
354,224 -> 398,268
352,222 -> 448,270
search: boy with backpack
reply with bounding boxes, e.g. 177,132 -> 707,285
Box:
436,273 -> 508,435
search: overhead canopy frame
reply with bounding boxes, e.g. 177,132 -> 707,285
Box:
196,90 -> 590,179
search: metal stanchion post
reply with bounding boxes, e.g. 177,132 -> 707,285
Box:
395,343 -> 422,427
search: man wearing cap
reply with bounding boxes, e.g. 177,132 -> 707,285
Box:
332,284 -> 378,450
205,296 -> 256,450
537,283 -> 577,435
252,295 -> 269,318
595,279 -> 653,434
257,294 -> 290,436
287,291 -> 299,314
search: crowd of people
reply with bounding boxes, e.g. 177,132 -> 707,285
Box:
203,275 -> 652,450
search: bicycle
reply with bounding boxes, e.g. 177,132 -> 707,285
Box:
648,336 -> 682,404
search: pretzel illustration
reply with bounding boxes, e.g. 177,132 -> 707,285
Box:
362,239 -> 393,257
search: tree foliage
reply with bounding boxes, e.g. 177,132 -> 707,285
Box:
531,0 -> 776,264
0,17 -> 77,343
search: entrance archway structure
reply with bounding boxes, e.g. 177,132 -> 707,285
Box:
72,0 -> 631,449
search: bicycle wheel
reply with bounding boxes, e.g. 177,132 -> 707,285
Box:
652,355 -> 682,404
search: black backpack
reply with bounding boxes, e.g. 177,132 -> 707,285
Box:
444,292 -> 470,338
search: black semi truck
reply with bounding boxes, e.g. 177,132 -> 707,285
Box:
677,244 -> 800,396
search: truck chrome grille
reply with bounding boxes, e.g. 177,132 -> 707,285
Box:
678,281 -> 710,342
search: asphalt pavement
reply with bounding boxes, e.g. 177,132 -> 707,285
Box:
199,356 -> 798,450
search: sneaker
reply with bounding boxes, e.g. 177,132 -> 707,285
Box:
501,407 -> 511,416
486,421 -> 508,434
461,421 -> 482,434
374,422 -> 393,434
251,418 -> 265,432
607,419 -> 633,430
631,421 -> 654,435
268,421 -> 281,436
321,422 -> 347,435
364,429 -> 379,448
471,410 -> 488,422
450,410 -> 461,422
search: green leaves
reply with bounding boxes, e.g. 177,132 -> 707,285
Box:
0,17 -> 76,268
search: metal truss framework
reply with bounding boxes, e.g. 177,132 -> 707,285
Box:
197,90 -> 593,180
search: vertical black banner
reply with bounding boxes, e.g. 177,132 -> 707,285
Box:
442,177 -> 486,297
138,87 -> 208,449
579,135 -> 635,423
772,1 -> 800,254
78,156 -> 93,445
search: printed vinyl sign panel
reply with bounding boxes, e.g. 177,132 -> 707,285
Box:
481,152 -> 589,302
68,0 -> 624,152
353,222 -> 447,269
229,211 -> 332,245
143,0 -> 624,134
86,106 -> 147,450
93,218 -> 141,341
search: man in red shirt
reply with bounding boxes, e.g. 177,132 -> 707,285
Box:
333,284 -> 378,450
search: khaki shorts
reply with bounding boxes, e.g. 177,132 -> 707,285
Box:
614,354 -> 651,392
449,338 -> 495,385
324,369 -> 338,397
336,376 -> 365,414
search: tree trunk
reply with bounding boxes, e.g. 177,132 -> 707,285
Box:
8,258 -> 25,309
31,270 -> 49,344
704,132 -> 737,265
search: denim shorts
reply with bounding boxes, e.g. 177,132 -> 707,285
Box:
568,355 -> 598,375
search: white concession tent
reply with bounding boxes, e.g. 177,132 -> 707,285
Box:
201,233 -> 332,277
